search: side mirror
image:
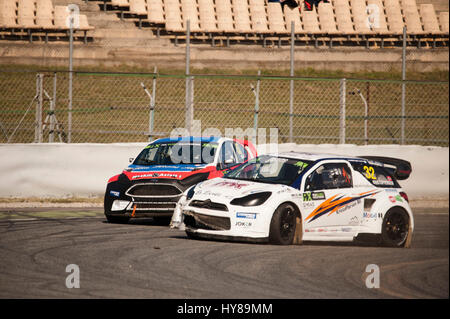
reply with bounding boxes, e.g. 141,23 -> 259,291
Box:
129,158 -> 134,163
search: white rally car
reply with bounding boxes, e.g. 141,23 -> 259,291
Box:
171,152 -> 414,247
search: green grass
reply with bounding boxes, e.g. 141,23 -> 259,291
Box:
0,64 -> 448,146
0,63 -> 448,81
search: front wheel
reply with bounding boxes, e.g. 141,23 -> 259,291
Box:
268,203 -> 299,245
380,208 -> 410,247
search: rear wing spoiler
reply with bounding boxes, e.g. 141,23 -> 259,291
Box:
358,156 -> 412,180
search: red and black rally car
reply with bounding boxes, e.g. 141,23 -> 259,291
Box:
104,136 -> 256,224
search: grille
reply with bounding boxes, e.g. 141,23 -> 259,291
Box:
183,211 -> 230,231
128,201 -> 177,211
190,200 -> 229,211
126,183 -> 182,197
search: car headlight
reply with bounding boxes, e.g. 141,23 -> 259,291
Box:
186,185 -> 197,200
230,192 -> 272,207
111,200 -> 130,211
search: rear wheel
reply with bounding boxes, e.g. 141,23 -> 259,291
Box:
269,203 -> 298,245
380,208 -> 410,247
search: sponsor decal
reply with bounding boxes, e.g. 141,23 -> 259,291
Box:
363,212 -> 383,219
349,216 -> 359,226
373,180 -> 394,186
214,181 -> 249,189
388,196 -> 396,203
335,200 -> 358,214
235,221 -> 252,227
277,188 -> 292,194
341,227 -> 352,232
110,190 -> 120,197
132,172 -> 180,179
395,195 -> 403,202
303,192 -> 326,201
236,212 -> 257,219
294,161 -> 309,173
302,201 -> 315,208
305,190 -> 380,223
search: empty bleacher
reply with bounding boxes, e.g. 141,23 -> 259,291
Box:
1,0 -> 448,48
87,0 -> 448,48
0,0 -> 94,43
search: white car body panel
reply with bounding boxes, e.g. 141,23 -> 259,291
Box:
172,152 -> 414,244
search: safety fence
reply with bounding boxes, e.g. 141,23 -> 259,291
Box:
0,70 -> 448,146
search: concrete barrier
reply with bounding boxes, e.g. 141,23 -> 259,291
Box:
0,143 -> 448,207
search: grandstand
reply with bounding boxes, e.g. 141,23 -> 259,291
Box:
0,0 -> 448,71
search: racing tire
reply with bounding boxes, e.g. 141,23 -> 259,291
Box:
269,203 -> 298,245
105,215 -> 130,224
380,208 -> 410,247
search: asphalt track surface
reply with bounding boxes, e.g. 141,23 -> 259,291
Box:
0,207 -> 448,299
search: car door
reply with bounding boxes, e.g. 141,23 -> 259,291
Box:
301,161 -> 363,235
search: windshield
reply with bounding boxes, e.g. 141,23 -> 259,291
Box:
224,155 -> 312,185
133,142 -> 218,165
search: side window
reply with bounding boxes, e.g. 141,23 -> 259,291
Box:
218,141 -> 237,167
233,142 -> 248,164
305,163 -> 353,191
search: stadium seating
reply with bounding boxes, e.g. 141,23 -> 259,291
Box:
401,0 -> 425,34
249,0 -> 269,33
0,0 -> 94,43
198,0 -> 218,33
5,0 -> 446,48
438,12 -> 449,33
283,5 -> 303,33
267,2 -> 287,33
420,4 -> 441,34
147,0 -> 164,24
333,0 -> 356,35
216,0 -> 234,33
384,0 -> 405,34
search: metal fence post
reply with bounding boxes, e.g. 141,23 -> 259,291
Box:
401,26 -> 407,145
68,13 -> 74,143
289,21 -> 295,143
252,70 -> 261,146
185,20 -> 193,135
34,74 -> 39,143
35,74 -> 44,143
339,78 -> 346,144
150,66 -> 157,141
49,72 -> 57,143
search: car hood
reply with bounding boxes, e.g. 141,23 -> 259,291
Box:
192,177 -> 295,201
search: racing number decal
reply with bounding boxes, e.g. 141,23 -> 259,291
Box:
363,166 -> 377,180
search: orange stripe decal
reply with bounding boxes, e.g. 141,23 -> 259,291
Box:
131,204 -> 137,218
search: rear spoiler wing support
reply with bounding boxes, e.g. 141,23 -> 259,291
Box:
358,156 -> 412,180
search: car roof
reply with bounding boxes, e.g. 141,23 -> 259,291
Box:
273,151 -> 370,163
151,136 -> 226,144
